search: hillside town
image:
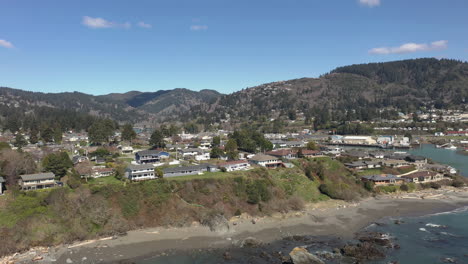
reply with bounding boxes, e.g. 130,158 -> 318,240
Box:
1,123 -> 464,195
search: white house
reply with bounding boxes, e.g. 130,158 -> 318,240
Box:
179,148 -> 210,161
125,164 -> 156,181
218,160 -> 251,171
249,154 -> 283,168
19,172 -> 57,191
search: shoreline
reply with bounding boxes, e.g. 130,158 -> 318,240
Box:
4,187 -> 468,264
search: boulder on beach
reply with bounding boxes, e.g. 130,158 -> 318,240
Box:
201,213 -> 230,233
240,237 -> 263,248
289,247 -> 325,264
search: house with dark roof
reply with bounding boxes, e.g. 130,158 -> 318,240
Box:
401,171 -> 443,183
178,148 -> 210,161
361,174 -> 404,186
218,160 -> 250,171
125,164 -> 156,181
19,172 -> 57,191
345,161 -> 382,170
404,155 -> 428,168
266,149 -> 298,159
0,176 -> 5,195
135,150 -> 170,164
163,164 -> 218,177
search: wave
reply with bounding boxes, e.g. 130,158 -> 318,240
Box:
426,223 -> 446,228
419,228 -> 429,232
424,206 -> 468,217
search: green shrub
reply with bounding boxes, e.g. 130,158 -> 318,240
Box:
234,209 -> 242,216
377,185 -> 398,193
452,180 -> 465,188
246,179 -> 271,204
400,184 -> 409,192
430,182 -> 441,189
319,183 -> 359,201
364,181 -> 374,191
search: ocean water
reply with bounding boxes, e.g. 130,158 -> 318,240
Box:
367,206 -> 468,264
139,144 -> 468,263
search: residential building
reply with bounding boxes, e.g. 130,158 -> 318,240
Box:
405,155 -> 427,168
126,164 -> 156,181
121,146 -> 134,154
0,176 -> 5,195
178,148 -> 210,161
266,149 -> 298,160
163,164 -> 218,177
382,159 -> 411,168
218,160 -> 250,171
249,154 -> 283,168
361,174 -> 404,186
72,155 -> 89,165
19,172 -> 57,191
401,171 -> 443,183
301,149 -> 323,158
345,161 -> 382,170
135,150 -> 170,164
91,167 -> 114,178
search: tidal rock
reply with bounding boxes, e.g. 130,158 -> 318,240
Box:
223,251 -> 232,260
394,220 -> 405,225
442,257 -> 457,263
289,247 -> 325,264
241,237 -> 263,248
356,232 -> 392,247
341,242 -> 385,260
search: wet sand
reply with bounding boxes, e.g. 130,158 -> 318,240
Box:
4,187 -> 468,264
52,188 -> 468,264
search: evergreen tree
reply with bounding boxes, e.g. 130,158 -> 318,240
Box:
150,130 -> 166,148
13,133 -> 28,149
121,124 -> 137,142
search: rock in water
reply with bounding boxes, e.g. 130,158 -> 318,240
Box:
289,247 -> 325,264
341,242 -> 385,260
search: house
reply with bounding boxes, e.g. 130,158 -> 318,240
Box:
125,164 -> 156,181
361,174 -> 404,186
344,150 -> 370,160
135,150 -> 170,164
249,154 -> 283,168
163,164 -> 218,177
370,152 -> 385,159
382,159 -> 410,168
91,167 -> 114,178
270,140 -> 305,149
178,148 -> 210,161
121,146 -> 134,154
0,176 -> 5,195
218,160 -> 250,171
402,171 -> 443,183
72,155 -> 89,165
301,149 -> 323,158
405,155 -> 427,168
199,140 -> 212,150
345,161 -> 382,170
19,172 -> 57,191
266,149 -> 298,160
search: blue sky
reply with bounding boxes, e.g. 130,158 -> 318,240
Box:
0,0 -> 467,95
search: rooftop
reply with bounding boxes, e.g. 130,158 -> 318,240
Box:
20,172 -> 55,181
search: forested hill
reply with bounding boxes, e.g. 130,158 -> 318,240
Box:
185,58 -> 468,125
1,58 -> 467,132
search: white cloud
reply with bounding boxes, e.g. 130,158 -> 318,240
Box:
82,16 -> 131,29
190,25 -> 208,31
137,21 -> 152,29
359,0 -> 381,7
369,40 -> 448,55
0,39 -> 14,49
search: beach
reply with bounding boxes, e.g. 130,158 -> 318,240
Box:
4,187 -> 468,264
